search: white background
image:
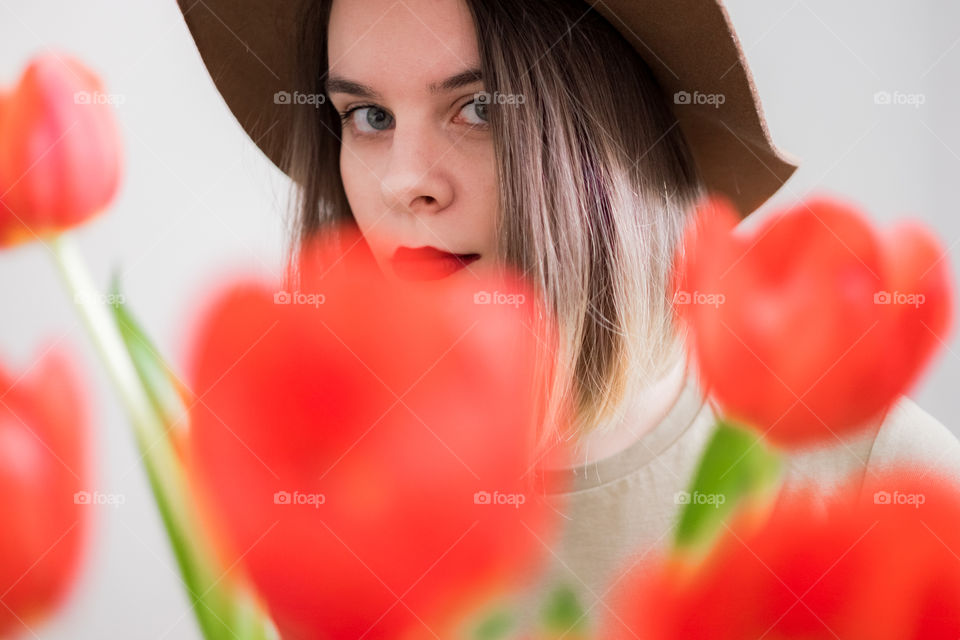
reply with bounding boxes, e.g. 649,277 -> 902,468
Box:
1,1 -> 958,637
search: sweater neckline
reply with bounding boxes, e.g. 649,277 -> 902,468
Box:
541,368 -> 711,494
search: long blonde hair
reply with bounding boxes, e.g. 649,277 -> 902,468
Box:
283,0 -> 705,453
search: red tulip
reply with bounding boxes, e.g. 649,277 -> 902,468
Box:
186,226 -> 570,639
0,346 -> 91,635
673,194 -> 953,447
603,467 -> 960,639
0,53 -> 122,247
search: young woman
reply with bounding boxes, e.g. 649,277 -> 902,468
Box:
178,0 -> 960,627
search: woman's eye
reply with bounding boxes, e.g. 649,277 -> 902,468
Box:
338,100 -> 488,136
459,99 -> 489,125
340,105 -> 394,134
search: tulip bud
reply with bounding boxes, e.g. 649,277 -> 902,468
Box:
0,347 -> 91,635
0,53 -> 122,247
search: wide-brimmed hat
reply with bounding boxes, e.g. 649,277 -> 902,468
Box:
176,0 -> 800,217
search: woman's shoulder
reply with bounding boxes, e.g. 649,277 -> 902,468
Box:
782,394 -> 960,491
864,394 -> 960,483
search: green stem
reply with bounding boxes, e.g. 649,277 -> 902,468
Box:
673,418 -> 783,554
50,233 -> 276,640
50,234 -> 158,440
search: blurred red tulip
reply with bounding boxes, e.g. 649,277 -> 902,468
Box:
0,53 -> 122,247
0,347 -> 91,636
604,467 -> 960,639
186,226 -> 569,639
673,195 -> 953,447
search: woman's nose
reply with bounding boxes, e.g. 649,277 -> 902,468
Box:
379,119 -> 454,215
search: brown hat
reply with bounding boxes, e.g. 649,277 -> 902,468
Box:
176,0 -> 800,217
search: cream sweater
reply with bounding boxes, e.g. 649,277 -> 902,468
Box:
513,369 -> 960,634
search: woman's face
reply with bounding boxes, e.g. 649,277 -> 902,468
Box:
326,0 -> 499,284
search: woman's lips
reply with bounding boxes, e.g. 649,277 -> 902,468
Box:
390,246 -> 480,281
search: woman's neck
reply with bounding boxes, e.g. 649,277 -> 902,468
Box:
573,356 -> 688,466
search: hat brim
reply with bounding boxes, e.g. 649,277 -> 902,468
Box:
176,0 -> 800,217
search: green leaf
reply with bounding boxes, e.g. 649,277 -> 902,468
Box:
469,606 -> 516,640
539,583 -> 588,636
673,418 -> 783,552
53,237 -> 276,639
108,271 -> 189,433
106,272 -> 277,640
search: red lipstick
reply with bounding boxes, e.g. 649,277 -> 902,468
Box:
390,246 -> 480,281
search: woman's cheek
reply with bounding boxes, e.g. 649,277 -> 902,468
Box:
466,145 -> 500,253
339,148 -> 376,226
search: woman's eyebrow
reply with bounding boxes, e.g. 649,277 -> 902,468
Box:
324,67 -> 483,99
